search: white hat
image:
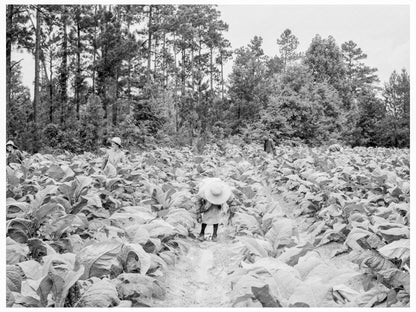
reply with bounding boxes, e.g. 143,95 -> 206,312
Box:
6,140 -> 18,149
110,137 -> 122,147
200,178 -> 232,205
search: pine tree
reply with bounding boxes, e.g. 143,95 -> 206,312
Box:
304,35 -> 346,91
382,69 -> 410,147
340,40 -> 379,109
276,28 -> 300,71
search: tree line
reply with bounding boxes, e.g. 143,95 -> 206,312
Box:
7,4 -> 410,153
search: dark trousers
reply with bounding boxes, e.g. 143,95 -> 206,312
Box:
200,223 -> 218,237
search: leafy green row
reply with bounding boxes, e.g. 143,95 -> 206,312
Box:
6,148 -> 199,307
218,144 -> 409,307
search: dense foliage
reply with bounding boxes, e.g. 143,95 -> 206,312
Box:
6,141 -> 409,307
7,5 -> 410,152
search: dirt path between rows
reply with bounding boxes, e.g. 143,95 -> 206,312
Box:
152,231 -> 237,307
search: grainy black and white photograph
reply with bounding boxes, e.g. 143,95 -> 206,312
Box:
4,0 -> 412,309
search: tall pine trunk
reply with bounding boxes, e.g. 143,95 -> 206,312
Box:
181,48 -> 185,94
92,5 -> 97,94
127,18 -> 132,104
49,49 -> 53,122
6,5 -> 13,133
162,32 -> 166,88
40,55 -> 51,121
147,5 -> 153,91
113,69 -> 119,125
220,51 -> 224,100
210,47 -> 213,91
60,7 -> 68,125
75,7 -> 81,119
33,7 -> 41,152
173,34 -> 179,133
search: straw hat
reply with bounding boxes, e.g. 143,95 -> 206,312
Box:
199,178 -> 232,205
110,137 -> 122,147
6,140 -> 18,149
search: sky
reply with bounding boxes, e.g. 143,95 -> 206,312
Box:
9,4 -> 411,97
218,4 -> 409,86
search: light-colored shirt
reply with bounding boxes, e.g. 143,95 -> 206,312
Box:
104,148 -> 126,168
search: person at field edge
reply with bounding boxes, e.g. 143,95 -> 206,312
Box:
263,135 -> 276,156
6,140 -> 23,166
196,178 -> 237,242
101,137 -> 127,170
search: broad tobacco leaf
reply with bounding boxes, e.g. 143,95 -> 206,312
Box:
113,273 -> 165,300
78,240 -> 124,279
9,293 -> 42,307
109,212 -> 154,228
7,265 -> 23,292
7,165 -> 21,186
142,219 -> 177,238
305,262 -> 360,286
45,164 -> 66,181
378,239 -> 410,263
252,284 -> 282,307
27,238 -> 56,261
119,243 -> 151,275
111,205 -> 155,224
148,253 -> 168,273
270,268 -> 302,302
229,274 -> 268,300
33,202 -> 66,227
265,218 -> 296,250
158,250 -> 176,266
6,237 -> 29,265
75,278 -> 120,307
377,268 -> 410,293
6,218 -> 33,243
61,234 -> 85,254
288,279 -> 332,307
36,253 -> 84,307
16,260 -> 43,280
345,227 -> 373,250
373,223 -> 409,243
124,225 -> 150,244
316,229 -> 346,247
233,212 -> 260,233
45,214 -> 88,240
165,208 -> 195,229
332,284 -> 360,304
353,248 -> 396,272
74,175 -> 93,201
169,190 -> 193,209
350,283 -> 389,307
30,185 -> 59,212
58,181 -> 77,205
50,196 -> 72,214
294,252 -> 323,280
238,237 -> 272,258
6,198 -> 30,219
82,191 -> 103,208
6,286 -> 15,307
277,242 -> 314,266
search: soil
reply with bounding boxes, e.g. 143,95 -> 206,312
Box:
151,227 -> 236,307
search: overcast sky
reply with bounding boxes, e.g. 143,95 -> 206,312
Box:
11,4 -> 410,96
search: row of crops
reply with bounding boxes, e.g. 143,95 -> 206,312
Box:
220,144 -> 410,307
5,142 -> 410,307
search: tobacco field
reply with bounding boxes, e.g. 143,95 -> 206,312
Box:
5,142 -> 410,307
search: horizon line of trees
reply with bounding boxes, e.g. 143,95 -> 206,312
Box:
7,4 -> 410,154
